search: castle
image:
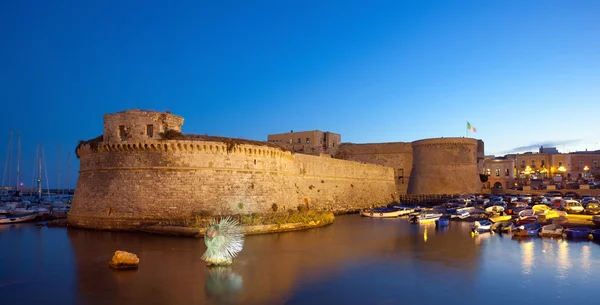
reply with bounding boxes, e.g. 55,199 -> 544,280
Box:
68,109 -> 483,230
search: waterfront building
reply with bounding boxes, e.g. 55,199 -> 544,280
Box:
267,130 -> 341,155
482,157 -> 515,190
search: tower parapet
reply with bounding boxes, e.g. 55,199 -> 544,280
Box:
103,109 -> 184,144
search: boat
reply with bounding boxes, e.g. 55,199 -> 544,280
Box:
361,207 -> 406,218
518,209 -> 535,220
513,223 -> 542,237
539,224 -> 565,238
485,206 -> 504,215
591,229 -> 600,240
532,204 -> 552,213
410,213 -> 443,224
0,212 -> 37,224
564,227 -> 592,239
491,221 -> 514,233
470,219 -> 493,232
593,215 -> 600,227
390,206 -> 415,216
435,216 -> 451,227
489,215 -> 512,223
449,208 -> 470,219
550,216 -> 569,226
515,216 -> 538,226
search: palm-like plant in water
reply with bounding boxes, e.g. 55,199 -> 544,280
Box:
202,216 -> 244,266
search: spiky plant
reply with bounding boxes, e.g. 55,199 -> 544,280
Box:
201,216 -> 245,266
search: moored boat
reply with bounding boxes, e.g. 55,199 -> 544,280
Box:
518,209 -> 535,220
491,221 -> 514,233
591,229 -> 600,240
593,215 -> 600,227
489,215 -> 512,223
470,219 -> 493,232
550,216 -> 569,226
0,212 -> 37,224
539,224 -> 565,238
390,206 -> 415,216
435,216 -> 451,227
410,213 -> 443,224
513,223 -> 542,237
485,206 -> 504,215
361,207 -> 405,218
565,227 -> 592,239
516,216 -> 538,226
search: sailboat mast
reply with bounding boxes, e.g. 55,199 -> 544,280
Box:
17,130 -> 21,192
58,143 -> 61,197
8,129 -> 12,191
1,132 -> 10,194
67,151 -> 71,192
31,145 -> 38,197
42,145 -> 50,199
38,145 -> 42,200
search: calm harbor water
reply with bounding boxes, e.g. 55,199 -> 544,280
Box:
1,215 -> 599,305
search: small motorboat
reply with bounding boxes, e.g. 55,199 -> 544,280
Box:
489,215 -> 512,223
532,204 -> 552,213
361,207 -> 405,218
516,216 -> 538,226
591,229 -> 600,240
518,209 -> 535,220
485,206 -> 504,215
435,216 -> 451,227
550,216 -> 569,226
449,209 -> 470,219
513,223 -> 542,237
539,224 -> 565,238
593,215 -> 600,227
491,221 -> 514,233
0,212 -> 37,224
470,219 -> 493,232
410,213 -> 443,224
564,227 -> 592,239
390,206 -> 415,216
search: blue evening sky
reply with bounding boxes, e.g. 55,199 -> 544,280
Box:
1,1 -> 599,188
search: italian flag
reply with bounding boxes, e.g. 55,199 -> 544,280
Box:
467,122 -> 476,132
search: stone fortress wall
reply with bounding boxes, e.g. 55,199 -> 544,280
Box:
333,142 -> 413,195
331,139 -> 482,195
68,110 -> 397,230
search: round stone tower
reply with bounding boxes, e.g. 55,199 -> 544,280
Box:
408,137 -> 481,195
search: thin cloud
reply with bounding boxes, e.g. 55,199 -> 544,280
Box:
499,139 -> 582,154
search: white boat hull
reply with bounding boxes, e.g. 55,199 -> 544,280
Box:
0,213 -> 37,224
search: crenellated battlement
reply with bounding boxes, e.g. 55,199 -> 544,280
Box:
76,139 -> 294,160
411,137 -> 478,148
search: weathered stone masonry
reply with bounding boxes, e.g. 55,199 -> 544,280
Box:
68,110 -> 396,230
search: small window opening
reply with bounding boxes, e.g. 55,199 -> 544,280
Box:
146,125 -> 154,137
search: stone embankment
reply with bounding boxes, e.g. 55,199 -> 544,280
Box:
140,213 -> 335,238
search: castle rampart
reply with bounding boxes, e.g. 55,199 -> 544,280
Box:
69,111 -> 396,230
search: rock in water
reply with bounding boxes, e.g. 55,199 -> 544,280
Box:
109,250 -> 140,270
202,216 -> 244,266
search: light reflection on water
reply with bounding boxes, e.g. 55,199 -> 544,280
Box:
522,239 -> 534,275
1,215 -> 600,305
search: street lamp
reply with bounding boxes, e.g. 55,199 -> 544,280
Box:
584,165 -> 590,179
